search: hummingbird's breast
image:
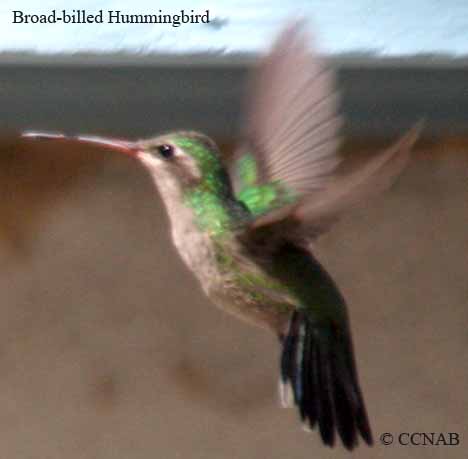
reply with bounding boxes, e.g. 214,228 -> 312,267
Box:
169,208 -> 294,333
154,174 -> 295,333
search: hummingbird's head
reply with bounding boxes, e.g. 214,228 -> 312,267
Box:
135,131 -> 232,198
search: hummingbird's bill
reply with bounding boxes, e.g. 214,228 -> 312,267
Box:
22,131 -> 140,157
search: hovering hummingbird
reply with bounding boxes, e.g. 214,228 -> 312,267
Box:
22,22 -> 421,450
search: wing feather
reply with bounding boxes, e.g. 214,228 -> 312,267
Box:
232,21 -> 422,238
233,21 -> 342,202
296,122 -> 423,235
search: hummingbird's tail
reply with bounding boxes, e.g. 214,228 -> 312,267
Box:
279,309 -> 373,450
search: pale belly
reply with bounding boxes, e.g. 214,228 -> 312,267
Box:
171,222 -> 293,334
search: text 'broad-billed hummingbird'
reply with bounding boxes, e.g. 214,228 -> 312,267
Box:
23,22 -> 421,450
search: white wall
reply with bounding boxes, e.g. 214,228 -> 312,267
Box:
1,0 -> 468,56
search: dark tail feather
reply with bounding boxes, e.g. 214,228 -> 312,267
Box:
280,310 -> 373,450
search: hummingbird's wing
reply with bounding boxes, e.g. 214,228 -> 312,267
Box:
232,22 -> 421,238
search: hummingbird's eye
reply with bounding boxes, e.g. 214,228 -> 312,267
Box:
156,144 -> 174,159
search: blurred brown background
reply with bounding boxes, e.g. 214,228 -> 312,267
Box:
1,63 -> 467,458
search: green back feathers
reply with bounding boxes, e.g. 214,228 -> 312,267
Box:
235,153 -> 297,217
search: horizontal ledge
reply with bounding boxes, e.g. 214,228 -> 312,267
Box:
1,52 -> 468,68
0,64 -> 466,138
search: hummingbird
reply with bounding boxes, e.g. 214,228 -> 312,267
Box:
22,22 -> 421,450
